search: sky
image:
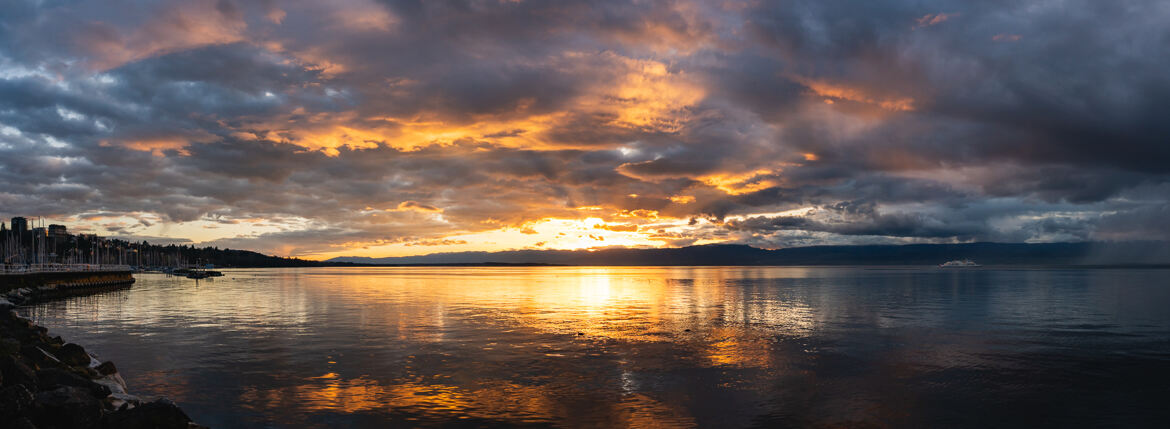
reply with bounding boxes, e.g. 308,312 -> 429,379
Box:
1,0 -> 1168,260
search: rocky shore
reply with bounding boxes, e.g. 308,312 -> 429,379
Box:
0,297 -> 206,428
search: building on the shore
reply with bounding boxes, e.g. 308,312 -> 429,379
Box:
10,217 -> 28,236
4,217 -> 29,264
10,217 -> 30,256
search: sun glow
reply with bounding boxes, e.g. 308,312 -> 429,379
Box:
304,215 -> 708,260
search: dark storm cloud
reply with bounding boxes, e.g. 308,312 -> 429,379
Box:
1,0 -> 1168,255
726,201 -> 988,240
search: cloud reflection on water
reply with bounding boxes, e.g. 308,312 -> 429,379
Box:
24,267 -> 1170,428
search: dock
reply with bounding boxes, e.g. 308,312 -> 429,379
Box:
1,264 -> 135,303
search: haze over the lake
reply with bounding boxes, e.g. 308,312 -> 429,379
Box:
2,0 -> 1168,259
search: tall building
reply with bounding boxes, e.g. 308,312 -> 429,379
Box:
10,217 -> 28,236
48,224 -> 67,238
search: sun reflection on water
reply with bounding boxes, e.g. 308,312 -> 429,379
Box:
25,267 -> 1170,428
210,267 -> 824,425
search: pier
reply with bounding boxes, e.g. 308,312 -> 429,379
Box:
1,264 -> 135,303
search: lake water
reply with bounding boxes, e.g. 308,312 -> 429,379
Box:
24,267 -> 1170,428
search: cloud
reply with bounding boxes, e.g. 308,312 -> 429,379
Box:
0,0 -> 1167,257
396,201 -> 442,213
915,13 -> 958,28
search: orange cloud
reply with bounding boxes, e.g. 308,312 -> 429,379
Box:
79,0 -> 248,70
594,223 -> 639,232
569,53 -> 706,135
618,209 -> 660,219
395,201 -> 443,213
331,0 -> 398,32
795,77 -> 915,112
993,34 -> 1022,42
404,238 -> 468,246
915,12 -> 958,28
107,139 -> 189,156
701,169 -> 782,195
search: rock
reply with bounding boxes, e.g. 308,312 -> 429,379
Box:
8,324 -> 41,344
0,337 -> 21,356
0,298 -> 13,311
6,324 -> 35,338
1,354 -> 38,389
102,398 -> 193,429
95,361 -> 117,376
55,343 -> 91,367
32,386 -> 104,429
36,368 -> 111,397
94,372 -> 134,409
103,390 -> 140,411
0,383 -> 35,420
23,345 -> 62,367
8,417 -> 38,429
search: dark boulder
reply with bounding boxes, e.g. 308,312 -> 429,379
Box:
0,336 -> 20,356
8,417 -> 39,429
2,354 -> 38,389
32,386 -> 103,429
55,343 -> 91,367
21,345 -> 62,367
0,383 -> 35,420
95,361 -> 117,376
10,326 -> 45,346
36,368 -> 111,397
102,398 -> 193,429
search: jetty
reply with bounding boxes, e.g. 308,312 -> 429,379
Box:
1,264 -> 135,305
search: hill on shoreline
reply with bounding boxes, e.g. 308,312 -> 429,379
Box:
326,241 -> 1170,267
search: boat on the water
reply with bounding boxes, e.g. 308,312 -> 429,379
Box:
186,270 -> 210,279
938,259 -> 981,268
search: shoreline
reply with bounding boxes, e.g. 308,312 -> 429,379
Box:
1,278 -> 205,428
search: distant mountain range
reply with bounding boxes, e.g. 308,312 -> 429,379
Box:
326,241 -> 1170,266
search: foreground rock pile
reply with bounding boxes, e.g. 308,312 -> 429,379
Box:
0,300 -> 205,428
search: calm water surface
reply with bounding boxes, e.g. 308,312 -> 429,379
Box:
25,267 -> 1170,428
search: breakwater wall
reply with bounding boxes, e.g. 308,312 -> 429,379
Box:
1,271 -> 135,305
